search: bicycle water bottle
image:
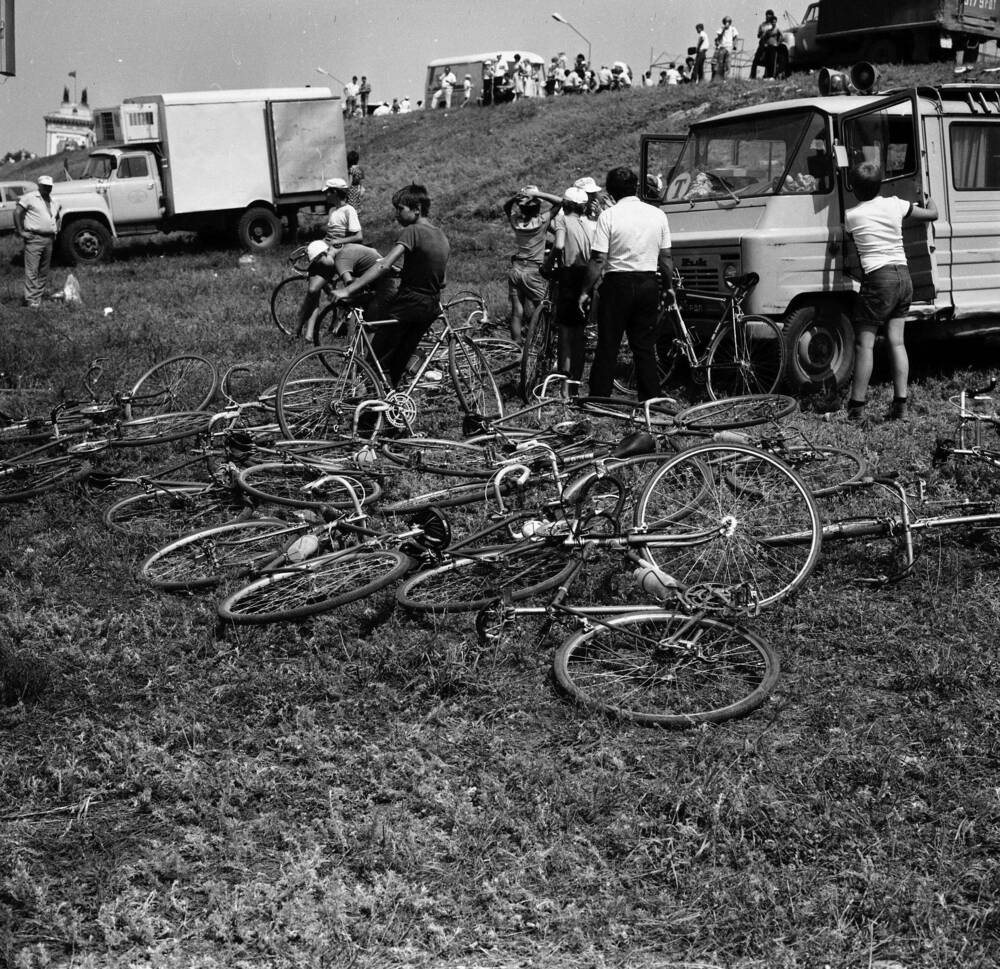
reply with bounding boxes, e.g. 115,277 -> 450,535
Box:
285,533 -> 320,562
518,519 -> 552,538
712,430 -> 750,444
632,562 -> 681,601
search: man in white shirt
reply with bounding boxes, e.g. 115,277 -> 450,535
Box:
694,23 -> 710,83
431,66 -> 458,109
579,167 -> 673,400
713,17 -> 740,80
343,77 -> 359,117
14,175 -> 62,308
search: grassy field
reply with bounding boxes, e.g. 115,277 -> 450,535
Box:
3,68 -> 1000,968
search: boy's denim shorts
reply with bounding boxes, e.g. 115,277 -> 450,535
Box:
855,263 -> 913,327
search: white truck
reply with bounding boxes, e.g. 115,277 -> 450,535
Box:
640,80 -> 1000,392
52,88 -> 346,263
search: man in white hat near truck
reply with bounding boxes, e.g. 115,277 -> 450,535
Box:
14,176 -> 62,309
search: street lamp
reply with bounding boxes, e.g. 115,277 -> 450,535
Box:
315,66 -> 344,88
551,12 -> 592,68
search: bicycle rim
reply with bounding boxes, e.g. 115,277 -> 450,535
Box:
236,462 -> 381,509
112,411 -> 211,447
553,611 -> 779,726
519,304 -> 554,403
127,354 -> 219,417
449,336 -> 504,421
105,484 -> 252,540
675,394 -> 797,432
633,442 -> 821,608
706,315 -> 786,399
270,275 -> 307,338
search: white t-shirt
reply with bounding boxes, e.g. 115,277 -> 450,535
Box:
324,204 -> 361,244
591,196 -> 671,272
844,195 -> 912,274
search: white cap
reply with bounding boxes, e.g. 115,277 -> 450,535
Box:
562,186 -> 588,205
306,241 -> 329,264
324,177 -> 349,191
574,176 -> 600,193
37,175 -> 54,187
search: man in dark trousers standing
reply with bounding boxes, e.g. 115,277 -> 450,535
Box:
579,166 -> 673,401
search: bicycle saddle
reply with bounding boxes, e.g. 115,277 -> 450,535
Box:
730,272 -> 759,290
610,431 -> 657,459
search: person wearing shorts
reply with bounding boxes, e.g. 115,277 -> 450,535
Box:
503,185 -> 560,341
843,161 -> 938,421
332,184 -> 449,387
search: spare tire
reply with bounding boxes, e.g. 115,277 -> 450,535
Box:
782,304 -> 855,393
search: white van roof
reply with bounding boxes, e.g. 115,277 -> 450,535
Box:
124,88 -> 335,106
427,52 -> 545,68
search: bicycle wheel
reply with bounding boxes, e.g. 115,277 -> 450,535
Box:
553,611 -> 780,726
311,300 -> 354,347
236,462 -> 382,510
0,454 -> 90,502
381,438 -> 498,478
471,336 -> 521,376
449,336 -> 504,421
218,548 -> 413,624
111,411 -> 212,447
270,274 -> 308,338
105,484 -> 253,540
141,518 -> 292,591
766,445 -> 866,498
127,354 -> 219,417
275,345 -> 384,441
705,315 -> 786,399
633,442 -> 821,608
519,302 -> 555,403
675,394 -> 797,432
396,542 -> 575,613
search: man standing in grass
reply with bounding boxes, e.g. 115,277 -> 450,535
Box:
580,166 -> 673,401
332,184 -> 449,387
842,162 -> 938,422
14,176 -> 62,309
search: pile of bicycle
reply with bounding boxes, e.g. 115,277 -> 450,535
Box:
4,287 -> 999,729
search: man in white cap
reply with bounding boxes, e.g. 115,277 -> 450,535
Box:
14,175 -> 62,309
322,177 -> 363,248
573,176 -> 613,220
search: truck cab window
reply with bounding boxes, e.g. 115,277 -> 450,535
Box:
117,156 -> 149,179
950,123 -> 1000,189
82,156 -> 115,179
842,111 -> 915,185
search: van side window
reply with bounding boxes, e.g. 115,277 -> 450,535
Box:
950,123 -> 1000,190
118,156 -> 149,179
843,112 -> 915,185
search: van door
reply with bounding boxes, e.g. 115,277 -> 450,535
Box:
105,152 -> 161,224
836,92 -> 939,309
640,134 -> 687,203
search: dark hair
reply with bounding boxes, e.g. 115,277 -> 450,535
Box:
851,161 -> 882,201
696,23 -> 704,30
392,183 -> 431,215
605,166 -> 638,200
347,149 -> 360,166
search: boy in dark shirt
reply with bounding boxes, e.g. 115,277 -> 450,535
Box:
332,183 -> 450,386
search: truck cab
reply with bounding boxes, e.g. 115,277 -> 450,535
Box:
78,149 -> 163,226
640,84 -> 1000,391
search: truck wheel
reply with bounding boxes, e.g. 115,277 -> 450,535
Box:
782,305 -> 855,393
59,219 -> 112,265
236,207 -> 282,253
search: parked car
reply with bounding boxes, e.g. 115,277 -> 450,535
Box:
0,181 -> 35,234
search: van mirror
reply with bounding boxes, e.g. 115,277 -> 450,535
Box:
833,144 -> 849,168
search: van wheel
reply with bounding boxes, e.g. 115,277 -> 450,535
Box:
782,305 -> 855,393
236,207 -> 282,253
59,219 -> 112,265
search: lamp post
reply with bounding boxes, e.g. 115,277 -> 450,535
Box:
315,66 -> 345,88
551,12 -> 591,68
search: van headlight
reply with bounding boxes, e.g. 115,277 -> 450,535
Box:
723,263 -> 739,287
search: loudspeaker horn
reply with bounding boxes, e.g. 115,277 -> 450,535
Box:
818,67 -> 850,96
850,61 -> 881,95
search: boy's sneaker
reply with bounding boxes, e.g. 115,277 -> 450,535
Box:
888,398 -> 909,421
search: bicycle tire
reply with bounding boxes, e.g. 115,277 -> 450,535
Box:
705,314 -> 786,399
0,454 -> 90,502
104,483 -> 254,540
381,437 -> 499,478
449,336 -> 505,421
236,462 -> 382,510
743,445 -> 867,498
633,442 -> 821,609
471,336 -> 521,376
111,411 -> 212,447
127,354 -> 219,418
553,611 -> 780,726
675,394 -> 797,432
396,542 -> 575,614
311,299 -> 354,347
270,274 -> 308,338
141,518 -> 293,591
275,345 -> 385,441
519,302 -> 555,403
218,548 -> 413,624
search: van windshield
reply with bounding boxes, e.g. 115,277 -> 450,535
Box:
658,110 -> 832,202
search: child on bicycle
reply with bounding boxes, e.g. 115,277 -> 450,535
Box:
503,185 -> 561,342
545,186 -> 594,387
331,184 -> 450,387
322,177 -> 363,248
843,162 -> 938,421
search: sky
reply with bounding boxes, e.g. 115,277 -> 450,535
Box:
1,0 -> 780,155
